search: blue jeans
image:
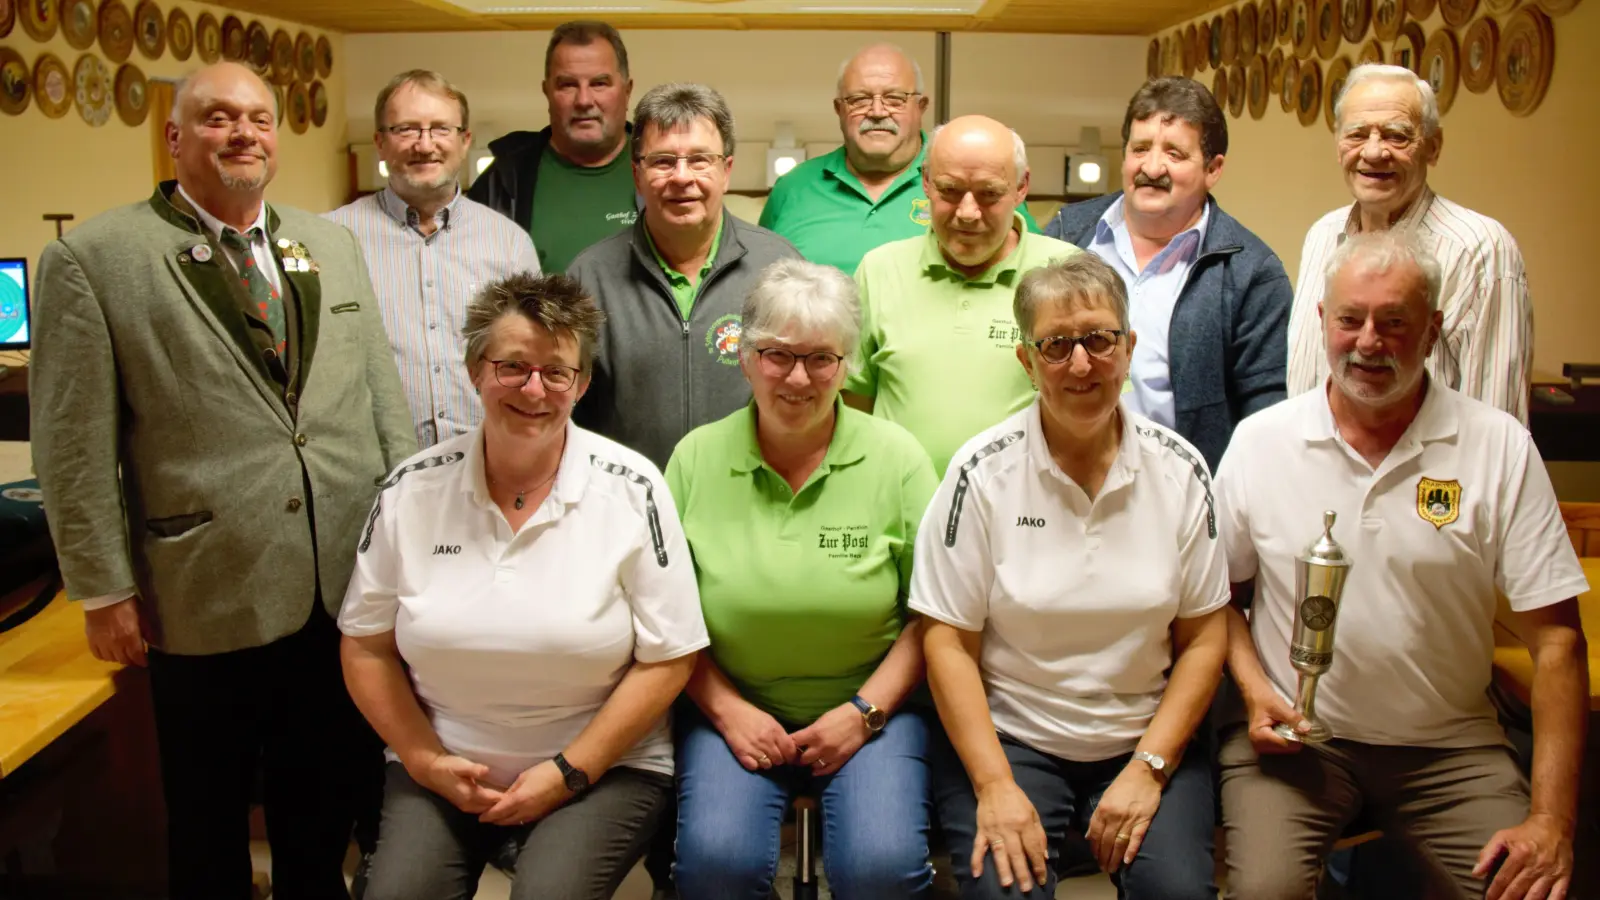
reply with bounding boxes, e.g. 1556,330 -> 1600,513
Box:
674,705 -> 935,900
931,729 -> 1217,900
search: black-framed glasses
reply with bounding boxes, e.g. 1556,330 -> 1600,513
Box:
637,152 -> 726,176
754,347 -> 845,379
1028,330 -> 1127,364
839,91 -> 920,112
382,124 -> 466,141
490,360 -> 580,392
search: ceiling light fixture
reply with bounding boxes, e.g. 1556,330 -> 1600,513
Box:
794,5 -> 971,11
483,5 -> 646,12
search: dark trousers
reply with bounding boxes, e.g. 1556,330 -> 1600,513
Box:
363,762 -> 672,900
931,730 -> 1218,900
148,605 -> 380,900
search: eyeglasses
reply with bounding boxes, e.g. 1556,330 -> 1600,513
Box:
1338,124 -> 1419,152
1028,330 -> 1127,364
382,124 -> 466,142
490,360 -> 580,392
839,91 -> 919,112
637,153 -> 726,176
754,347 -> 845,379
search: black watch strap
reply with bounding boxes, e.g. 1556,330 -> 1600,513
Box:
553,752 -> 590,795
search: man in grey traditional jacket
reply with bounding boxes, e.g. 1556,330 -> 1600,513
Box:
29,62 -> 415,900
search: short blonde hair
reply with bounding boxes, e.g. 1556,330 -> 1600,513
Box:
374,69 -> 469,131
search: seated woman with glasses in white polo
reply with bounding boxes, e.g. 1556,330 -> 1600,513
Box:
665,259 -> 941,900
338,272 -> 708,900
913,253 -> 1229,900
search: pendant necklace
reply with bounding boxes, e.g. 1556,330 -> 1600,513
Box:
488,465 -> 560,511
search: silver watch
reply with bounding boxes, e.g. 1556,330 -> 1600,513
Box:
1131,750 -> 1168,783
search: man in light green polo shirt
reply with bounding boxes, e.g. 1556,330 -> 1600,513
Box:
846,115 -> 1080,475
759,44 -> 1037,275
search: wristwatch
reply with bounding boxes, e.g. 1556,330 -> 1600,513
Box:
849,695 -> 888,734
1130,750 -> 1168,785
553,752 -> 591,796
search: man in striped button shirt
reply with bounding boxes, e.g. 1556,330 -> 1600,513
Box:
328,69 -> 541,449
1286,64 -> 1532,424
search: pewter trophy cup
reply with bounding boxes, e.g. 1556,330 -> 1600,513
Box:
1273,510 -> 1352,744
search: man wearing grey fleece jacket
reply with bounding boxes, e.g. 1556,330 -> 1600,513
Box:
567,82 -> 801,470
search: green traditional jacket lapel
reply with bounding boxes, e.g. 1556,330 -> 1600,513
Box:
154,186 -> 281,385
269,217 -> 322,394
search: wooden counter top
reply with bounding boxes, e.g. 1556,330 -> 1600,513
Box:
0,590 -> 121,777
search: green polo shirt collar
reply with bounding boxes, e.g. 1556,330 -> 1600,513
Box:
730,397 -> 868,488
819,133 -> 928,206
919,210 -> 1030,286
645,213 -> 725,320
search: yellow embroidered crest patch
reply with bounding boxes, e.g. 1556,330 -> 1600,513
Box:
1417,477 -> 1461,529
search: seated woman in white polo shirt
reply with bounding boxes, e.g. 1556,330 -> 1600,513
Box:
338,272 -> 709,900
913,253 -> 1229,900
666,259 -> 941,900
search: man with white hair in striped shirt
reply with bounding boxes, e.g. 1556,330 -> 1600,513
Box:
1285,63 -> 1532,424
328,69 -> 541,449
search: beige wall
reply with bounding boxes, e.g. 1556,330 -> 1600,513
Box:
0,1 -> 347,294
341,29 -> 1146,194
1163,2 -> 1600,384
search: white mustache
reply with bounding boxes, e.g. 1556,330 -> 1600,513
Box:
1339,351 -> 1397,371
858,117 -> 899,135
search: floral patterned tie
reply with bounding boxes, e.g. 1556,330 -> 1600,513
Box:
219,227 -> 285,354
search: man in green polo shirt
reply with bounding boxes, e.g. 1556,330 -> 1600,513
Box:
760,44 -> 1037,275
846,115 -> 1080,475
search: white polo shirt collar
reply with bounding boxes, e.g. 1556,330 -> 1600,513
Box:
465,420 -> 591,515
1301,376 -> 1460,477
1019,398 -> 1149,514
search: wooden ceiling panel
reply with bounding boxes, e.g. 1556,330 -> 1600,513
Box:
213,0 -> 1220,35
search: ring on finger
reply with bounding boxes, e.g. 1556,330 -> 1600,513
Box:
1115,832 -> 1131,842
990,838 -> 1005,849
758,755 -> 771,766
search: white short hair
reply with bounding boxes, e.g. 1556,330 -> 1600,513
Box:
1323,229 -> 1442,313
740,259 -> 862,364
836,44 -> 925,95
1334,63 -> 1441,138
926,122 -> 1030,182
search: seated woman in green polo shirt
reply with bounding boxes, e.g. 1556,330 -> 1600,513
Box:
665,258 -> 940,900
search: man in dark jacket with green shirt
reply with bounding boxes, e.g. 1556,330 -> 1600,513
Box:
1043,77 -> 1289,471
567,82 -> 800,470
467,20 -> 637,273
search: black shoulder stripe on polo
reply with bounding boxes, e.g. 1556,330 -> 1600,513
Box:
590,455 -> 669,568
944,431 -> 1025,547
1134,424 -> 1216,540
359,452 -> 467,553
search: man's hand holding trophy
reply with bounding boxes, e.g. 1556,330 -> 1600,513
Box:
1246,510 -> 1352,754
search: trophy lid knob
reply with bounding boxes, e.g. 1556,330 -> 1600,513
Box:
1303,510 -> 1350,566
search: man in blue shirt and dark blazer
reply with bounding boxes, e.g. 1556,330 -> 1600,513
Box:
1044,77 -> 1290,471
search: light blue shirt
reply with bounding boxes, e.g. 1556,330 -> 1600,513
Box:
1087,197 -> 1209,429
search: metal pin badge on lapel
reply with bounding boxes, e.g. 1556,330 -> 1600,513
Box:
191,243 -> 213,263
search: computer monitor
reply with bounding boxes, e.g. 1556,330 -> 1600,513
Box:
0,258 -> 28,351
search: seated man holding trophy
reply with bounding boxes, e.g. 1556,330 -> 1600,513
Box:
1213,230 -> 1589,900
